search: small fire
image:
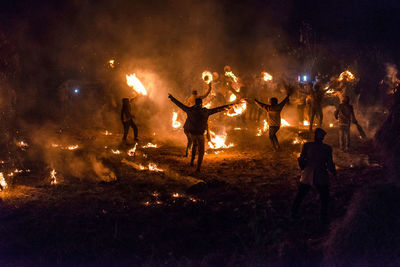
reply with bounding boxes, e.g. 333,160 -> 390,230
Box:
256,120 -> 269,136
128,143 -> 138,157
172,193 -> 181,198
226,99 -> 247,117
262,72 -> 273,82
112,149 -> 121,154
292,137 -> 305,145
225,71 -> 238,83
202,71 -> 213,84
338,70 -> 355,82
67,145 -> 79,150
126,74 -> 147,95
208,130 -> 234,149
0,172 -> 7,190
229,93 -> 237,102
281,118 -> 290,127
108,59 -> 115,68
50,169 -> 57,185
303,120 -> 310,126
142,143 -> 158,149
172,112 -> 181,129
148,163 -> 163,172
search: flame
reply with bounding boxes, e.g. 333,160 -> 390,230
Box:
172,193 -> 181,198
303,120 -> 310,126
50,169 -> 57,185
67,145 -> 79,150
126,74 -> 147,95
128,143 -> 138,157
226,99 -> 247,117
104,130 -> 112,135
0,172 -> 7,190
225,71 -> 238,83
262,72 -> 273,82
256,120 -> 269,136
229,93 -> 237,102
148,163 -> 163,172
142,143 -> 158,148
112,149 -> 121,154
108,59 -> 115,68
208,130 -> 234,149
202,71 -> 213,84
329,123 -> 334,128
281,118 -> 290,127
338,70 -> 355,82
172,112 -> 181,128
292,137 -> 305,145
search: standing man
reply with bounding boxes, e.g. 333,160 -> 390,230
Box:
254,93 -> 290,151
291,128 -> 337,225
121,95 -> 139,144
169,94 -> 233,172
309,77 -> 325,133
334,96 -> 358,152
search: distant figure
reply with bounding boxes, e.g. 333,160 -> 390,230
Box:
169,94 -> 233,172
254,94 -> 290,151
334,96 -> 358,152
309,77 -> 325,133
121,97 -> 138,144
291,128 -> 337,224
184,79 -> 213,157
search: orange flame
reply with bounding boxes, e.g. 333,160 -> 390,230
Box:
50,169 -> 57,185
108,59 -> 115,68
202,71 -> 213,84
226,99 -> 247,117
172,112 -> 181,128
262,72 -> 273,82
208,130 -> 234,149
281,118 -> 290,127
0,172 -> 7,190
126,74 -> 147,95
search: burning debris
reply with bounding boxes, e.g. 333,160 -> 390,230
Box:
256,120 -> 269,136
103,130 -> 112,136
262,72 -> 273,82
121,159 -> 164,172
202,71 -> 213,84
0,172 -> 7,191
208,130 -> 234,149
226,99 -> 247,117
111,149 -> 121,154
126,73 -> 147,95
142,143 -> 158,149
50,169 -> 57,185
128,143 -> 138,157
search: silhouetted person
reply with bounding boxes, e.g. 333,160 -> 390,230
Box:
254,94 -> 290,151
169,94 -> 233,172
334,96 -> 357,152
292,128 -> 337,224
309,77 -> 325,133
121,97 -> 138,144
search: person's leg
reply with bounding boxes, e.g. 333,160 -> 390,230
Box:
338,126 -> 345,151
196,135 -> 205,172
345,125 -> 350,151
309,108 -> 316,133
184,128 -> 192,157
291,183 -> 312,218
190,135 -> 198,166
316,185 -> 330,224
317,106 -> 323,127
130,120 -> 138,141
122,121 -> 129,142
269,126 -> 280,150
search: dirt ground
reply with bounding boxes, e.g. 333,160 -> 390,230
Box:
0,124 -> 384,266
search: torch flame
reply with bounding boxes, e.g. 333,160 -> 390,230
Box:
226,99 -> 247,117
112,149 -> 121,154
202,71 -> 213,84
172,112 -> 181,128
126,74 -> 148,95
0,172 -> 7,190
50,169 -> 57,185
262,72 -> 273,82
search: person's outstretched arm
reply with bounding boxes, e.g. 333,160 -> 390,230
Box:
278,95 -> 290,109
168,94 -> 189,112
254,99 -> 267,110
199,82 -> 212,99
209,103 -> 235,115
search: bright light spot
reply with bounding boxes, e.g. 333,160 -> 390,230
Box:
0,172 -> 7,190
74,88 -> 79,94
50,169 -> 57,185
142,143 -> 158,149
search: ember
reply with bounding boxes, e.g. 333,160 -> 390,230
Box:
17,141 -> 29,150
338,70 -> 355,82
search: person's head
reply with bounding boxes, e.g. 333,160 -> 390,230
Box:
342,95 -> 350,104
270,97 -> 278,105
195,98 -> 203,107
192,90 -> 198,96
314,128 -> 327,142
122,98 -> 130,109
224,65 -> 231,73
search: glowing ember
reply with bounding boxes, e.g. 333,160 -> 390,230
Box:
234,127 -> 242,130
112,149 -> 121,154
281,118 -> 290,127
229,93 -> 237,102
262,72 -> 273,82
126,73 -> 147,95
148,163 -> 163,172
208,130 -> 234,149
329,123 -> 334,128
50,169 -> 57,185
303,120 -> 310,126
172,112 -> 181,128
108,59 -> 115,68
67,145 -> 79,150
172,193 -> 181,198
51,143 -> 60,148
226,99 -> 247,117
128,143 -> 138,157
338,70 -> 355,82
202,71 -> 213,84
142,143 -> 158,148
0,172 -> 7,190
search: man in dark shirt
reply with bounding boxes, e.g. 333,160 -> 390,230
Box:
168,94 -> 233,172
254,94 -> 290,151
334,96 -> 357,152
291,128 -> 337,224
309,78 -> 325,133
